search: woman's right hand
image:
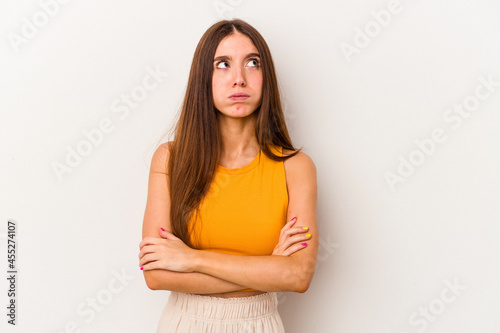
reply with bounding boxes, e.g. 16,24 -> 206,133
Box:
272,217 -> 311,256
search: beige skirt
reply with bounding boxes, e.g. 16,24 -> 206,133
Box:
156,291 -> 285,333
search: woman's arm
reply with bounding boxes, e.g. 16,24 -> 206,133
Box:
141,142 -> 248,293
191,250 -> 306,293
190,151 -> 318,293
145,270 -> 248,293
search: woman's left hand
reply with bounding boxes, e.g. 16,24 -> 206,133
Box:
138,228 -> 197,273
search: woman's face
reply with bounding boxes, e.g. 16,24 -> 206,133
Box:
212,32 -> 263,118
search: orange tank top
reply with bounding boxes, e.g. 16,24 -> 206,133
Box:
188,145 -> 288,292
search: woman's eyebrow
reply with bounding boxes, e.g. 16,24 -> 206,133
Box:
213,53 -> 260,62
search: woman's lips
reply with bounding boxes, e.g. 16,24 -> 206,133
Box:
229,96 -> 249,101
229,92 -> 250,101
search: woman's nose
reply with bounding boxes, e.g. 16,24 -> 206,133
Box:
233,67 -> 246,86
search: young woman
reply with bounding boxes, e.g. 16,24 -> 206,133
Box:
138,19 -> 319,332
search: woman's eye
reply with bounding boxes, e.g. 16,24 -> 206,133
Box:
248,59 -> 259,67
216,61 -> 229,69
215,59 -> 260,69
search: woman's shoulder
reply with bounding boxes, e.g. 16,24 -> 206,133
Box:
155,141 -> 174,156
151,141 -> 174,173
281,147 -> 316,175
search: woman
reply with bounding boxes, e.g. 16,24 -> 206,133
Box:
138,18 -> 319,332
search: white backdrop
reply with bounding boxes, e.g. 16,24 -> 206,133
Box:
1,0 -> 499,332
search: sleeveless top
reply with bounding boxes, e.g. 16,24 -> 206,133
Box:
188,145 -> 289,292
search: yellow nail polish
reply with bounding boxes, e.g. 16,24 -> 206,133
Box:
302,227 -> 309,230
305,234 -> 311,237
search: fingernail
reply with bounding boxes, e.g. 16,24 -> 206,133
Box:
305,234 -> 311,237
140,267 -> 143,270
302,226 -> 309,230
301,243 -> 307,246
160,227 -> 165,231
291,217 -> 297,221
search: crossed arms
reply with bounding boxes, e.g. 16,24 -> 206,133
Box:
140,143 -> 318,294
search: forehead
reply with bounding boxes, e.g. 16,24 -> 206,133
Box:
214,32 -> 258,56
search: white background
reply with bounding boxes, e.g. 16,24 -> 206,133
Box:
1,0 -> 499,332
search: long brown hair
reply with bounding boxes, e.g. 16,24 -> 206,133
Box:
162,19 -> 302,248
